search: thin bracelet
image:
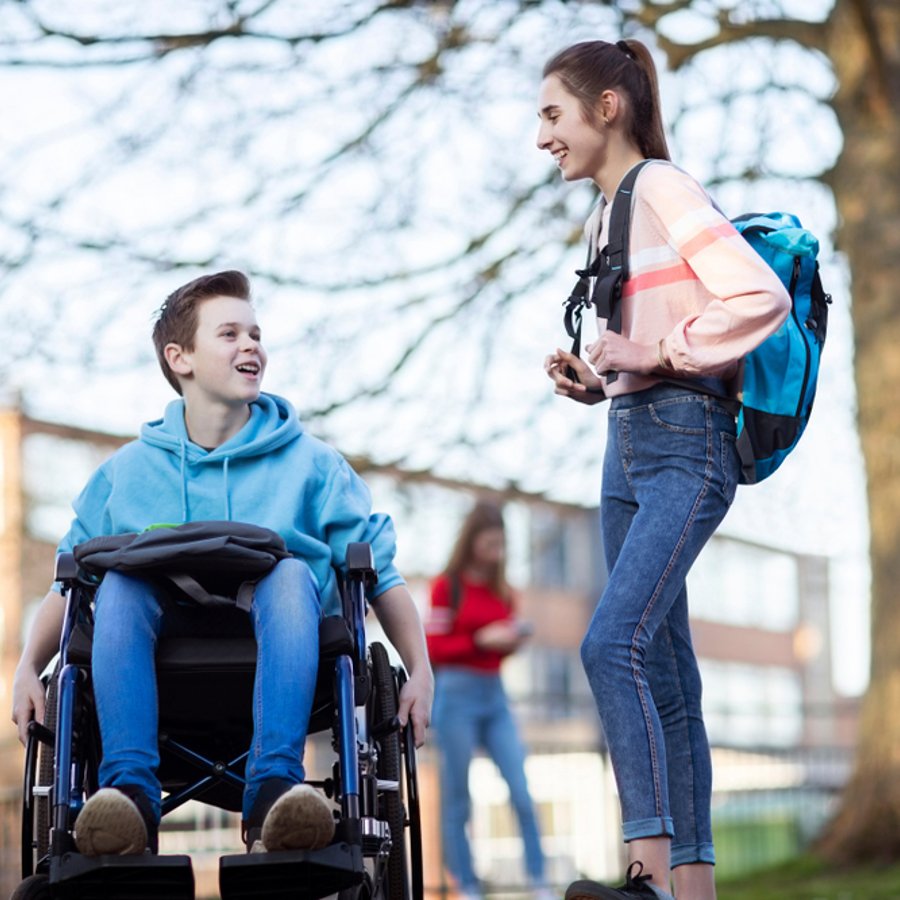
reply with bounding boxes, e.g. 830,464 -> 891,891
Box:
656,339 -> 671,371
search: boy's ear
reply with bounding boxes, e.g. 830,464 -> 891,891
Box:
165,343 -> 193,378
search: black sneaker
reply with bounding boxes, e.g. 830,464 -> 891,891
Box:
566,863 -> 674,900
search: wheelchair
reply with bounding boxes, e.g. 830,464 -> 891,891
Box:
13,543 -> 423,900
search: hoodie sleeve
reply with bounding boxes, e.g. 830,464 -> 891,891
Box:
319,457 -> 405,600
52,465 -> 116,591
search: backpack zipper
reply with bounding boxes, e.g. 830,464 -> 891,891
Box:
786,255 -> 812,418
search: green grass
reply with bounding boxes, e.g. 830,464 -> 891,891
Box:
718,856 -> 900,900
713,815 -> 802,879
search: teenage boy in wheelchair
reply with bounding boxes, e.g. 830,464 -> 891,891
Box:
11,270 -> 434,858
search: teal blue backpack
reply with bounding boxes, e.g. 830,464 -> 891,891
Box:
728,212 -> 830,483
562,162 -> 831,485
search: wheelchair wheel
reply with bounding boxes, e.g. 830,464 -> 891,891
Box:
369,642 -> 409,900
21,665 -> 57,877
9,874 -> 51,900
35,668 -> 58,861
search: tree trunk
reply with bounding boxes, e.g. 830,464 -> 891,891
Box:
816,0 -> 900,863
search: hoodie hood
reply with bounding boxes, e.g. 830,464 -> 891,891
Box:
140,392 -> 303,463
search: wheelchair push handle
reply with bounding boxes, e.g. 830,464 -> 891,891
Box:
346,542 -> 378,588
54,551 -> 78,583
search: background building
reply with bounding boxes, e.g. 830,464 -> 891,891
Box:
0,400 -> 859,897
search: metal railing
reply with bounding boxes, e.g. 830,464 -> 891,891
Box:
0,742 -> 856,898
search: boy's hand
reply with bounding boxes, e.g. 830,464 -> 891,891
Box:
11,589 -> 66,745
397,666 -> 434,749
370,584 -> 434,748
544,349 -> 606,404
11,666 -> 45,746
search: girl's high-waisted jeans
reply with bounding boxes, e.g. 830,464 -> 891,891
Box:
92,557 -> 321,822
582,383 -> 739,867
432,667 -> 546,893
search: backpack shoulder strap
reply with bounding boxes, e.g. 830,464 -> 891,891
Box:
593,159 -> 652,384
448,573 -> 463,613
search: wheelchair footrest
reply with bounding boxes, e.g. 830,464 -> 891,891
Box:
49,852 -> 195,899
219,841 -> 364,900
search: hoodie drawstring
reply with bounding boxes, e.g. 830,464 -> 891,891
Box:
178,442 -> 233,522
179,440 -> 189,522
223,456 -> 232,521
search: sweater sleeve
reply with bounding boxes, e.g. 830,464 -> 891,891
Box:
425,575 -> 479,665
641,166 -> 791,376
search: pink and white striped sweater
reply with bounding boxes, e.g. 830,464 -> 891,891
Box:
586,160 -> 791,399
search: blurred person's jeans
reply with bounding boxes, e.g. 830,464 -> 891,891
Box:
582,383 -> 739,867
433,667 -> 546,893
92,557 -> 321,821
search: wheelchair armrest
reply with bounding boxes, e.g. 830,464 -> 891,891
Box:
346,542 -> 377,587
319,615 -> 354,659
54,552 -> 78,582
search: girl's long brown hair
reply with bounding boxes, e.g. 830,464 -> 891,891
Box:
444,500 -> 511,601
543,39 -> 671,162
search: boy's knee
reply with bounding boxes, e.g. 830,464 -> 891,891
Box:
255,558 -> 320,612
274,557 -> 313,578
96,571 -> 161,615
268,557 -> 316,591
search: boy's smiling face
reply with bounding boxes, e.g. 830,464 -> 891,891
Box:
167,295 -> 268,411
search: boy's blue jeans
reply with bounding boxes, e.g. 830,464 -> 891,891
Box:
432,667 -> 546,893
92,557 -> 321,822
582,384 -> 739,868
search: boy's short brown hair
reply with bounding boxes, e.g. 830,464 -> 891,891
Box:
152,270 -> 251,395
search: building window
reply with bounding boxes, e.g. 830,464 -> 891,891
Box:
700,660 -> 803,748
502,646 -> 594,722
529,507 -> 599,593
688,538 -> 800,632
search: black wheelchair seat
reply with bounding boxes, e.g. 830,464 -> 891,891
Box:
154,616 -> 356,813
61,615 -> 358,815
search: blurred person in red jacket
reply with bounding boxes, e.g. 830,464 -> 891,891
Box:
427,500 -> 554,900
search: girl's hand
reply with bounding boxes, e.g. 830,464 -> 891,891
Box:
544,349 -> 606,405
586,332 -> 658,376
474,621 -> 528,654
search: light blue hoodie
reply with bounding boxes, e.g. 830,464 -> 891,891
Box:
58,393 -> 404,614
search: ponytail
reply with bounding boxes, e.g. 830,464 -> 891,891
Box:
542,39 -> 671,162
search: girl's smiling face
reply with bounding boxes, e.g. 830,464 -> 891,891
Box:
536,74 -> 608,184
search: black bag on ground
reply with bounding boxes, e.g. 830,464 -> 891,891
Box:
73,521 -> 291,612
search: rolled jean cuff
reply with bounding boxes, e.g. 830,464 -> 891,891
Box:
671,842 -> 715,867
622,816 -> 675,842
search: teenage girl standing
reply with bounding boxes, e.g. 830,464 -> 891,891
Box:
427,501 -> 552,900
538,40 -> 790,900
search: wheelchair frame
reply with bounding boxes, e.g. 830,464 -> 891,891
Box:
14,542 -> 423,900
